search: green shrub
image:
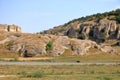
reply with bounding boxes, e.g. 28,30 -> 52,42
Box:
46,41 -> 53,51
27,70 -> 44,78
17,71 -> 27,77
77,33 -> 86,40
18,70 -> 44,78
116,15 -> 120,23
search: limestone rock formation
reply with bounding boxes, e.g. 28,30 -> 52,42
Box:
51,36 -> 70,56
69,19 -> 119,42
70,39 -> 98,55
117,25 -> 120,39
99,44 -> 116,54
41,9 -> 120,43
7,34 -> 116,56
43,18 -> 120,43
0,24 -> 22,32
11,34 -> 50,57
65,27 -> 78,38
0,30 -> 117,57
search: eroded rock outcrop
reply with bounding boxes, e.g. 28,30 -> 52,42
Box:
70,39 -> 98,55
82,19 -> 116,38
51,36 -> 70,56
99,44 -> 116,54
0,31 -> 117,57
41,9 -> 120,43
0,24 -> 22,32
11,34 -> 50,57
9,34 -> 117,56
64,19 -> 120,43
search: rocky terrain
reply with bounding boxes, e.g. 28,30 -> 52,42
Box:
0,24 -> 22,32
0,9 -> 120,57
0,31 -> 118,57
41,9 -> 120,43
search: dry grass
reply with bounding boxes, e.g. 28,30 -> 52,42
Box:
0,50 -> 120,62
0,49 -> 19,58
0,65 -> 120,80
51,53 -> 120,62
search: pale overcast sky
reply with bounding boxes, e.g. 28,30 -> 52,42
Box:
0,0 -> 120,33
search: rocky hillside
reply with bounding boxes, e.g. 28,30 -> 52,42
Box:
0,24 -> 22,32
0,31 -> 119,57
0,9 -> 120,57
41,9 -> 120,43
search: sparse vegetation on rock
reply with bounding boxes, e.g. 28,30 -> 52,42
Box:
46,41 -> 53,51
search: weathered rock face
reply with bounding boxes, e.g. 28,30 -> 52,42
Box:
0,24 -> 22,32
11,34 -> 50,57
92,19 -> 117,40
51,36 -> 70,56
117,25 -> 120,39
70,39 -> 98,55
64,27 -> 78,38
40,9 -> 120,43
0,32 -> 117,57
63,19 -> 120,42
99,44 -> 116,54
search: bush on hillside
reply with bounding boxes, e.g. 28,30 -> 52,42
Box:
77,33 -> 86,40
46,41 -> 53,51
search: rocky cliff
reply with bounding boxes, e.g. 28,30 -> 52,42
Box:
0,24 -> 22,32
41,9 -> 120,43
